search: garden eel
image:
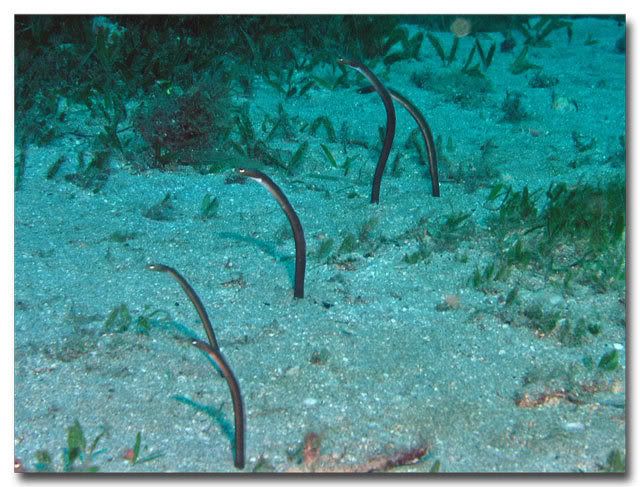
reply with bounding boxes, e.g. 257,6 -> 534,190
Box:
145,263 -> 219,350
236,168 -> 306,298
338,58 -> 396,204
146,263 -> 245,469
357,85 -> 440,197
191,338 -> 245,470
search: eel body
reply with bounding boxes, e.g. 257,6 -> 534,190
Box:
338,58 -> 397,204
237,168 -> 306,298
358,85 -> 440,197
192,339 -> 245,469
145,263 -> 219,350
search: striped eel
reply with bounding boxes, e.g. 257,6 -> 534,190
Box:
358,85 -> 440,197
192,338 -> 245,469
146,264 -> 245,469
338,58 -> 396,204
145,263 -> 219,350
236,168 -> 306,299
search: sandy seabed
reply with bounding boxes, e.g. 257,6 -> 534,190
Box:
14,16 -> 625,473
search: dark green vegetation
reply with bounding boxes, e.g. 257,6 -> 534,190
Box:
425,33 -> 496,77
410,63 -> 494,110
528,71 -> 559,88
104,303 -> 171,335
15,15 -> 430,190
32,420 -> 162,472
199,193 -> 220,220
307,216 -> 386,270
510,46 -> 542,75
477,179 -> 625,293
501,91 -> 529,122
311,208 -> 476,271
402,211 -> 475,265
409,18 -> 571,110
14,15 -> 586,191
599,449 -> 625,472
515,16 -> 573,47
34,420 -> 106,472
468,179 -> 625,347
123,432 -> 164,466
14,141 -> 27,190
64,150 -> 111,193
598,349 -> 620,371
142,192 -> 175,221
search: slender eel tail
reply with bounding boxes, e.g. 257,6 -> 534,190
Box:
145,265 -> 244,468
358,85 -> 440,197
338,58 -> 396,204
145,263 -> 219,350
192,339 -> 245,470
236,168 -> 306,298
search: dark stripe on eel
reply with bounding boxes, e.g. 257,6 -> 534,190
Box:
358,85 -> 440,197
338,58 -> 396,204
192,339 -> 245,470
145,263 -> 219,351
237,168 -> 306,299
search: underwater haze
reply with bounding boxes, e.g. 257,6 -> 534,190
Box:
14,14 -> 626,473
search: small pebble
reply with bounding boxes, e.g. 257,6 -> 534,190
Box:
303,397 -> 318,407
285,366 -> 300,377
562,422 -> 585,432
549,294 -> 563,306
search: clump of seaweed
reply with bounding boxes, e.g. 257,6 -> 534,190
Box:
33,420 -> 107,472
14,138 -> 27,190
142,192 -> 176,221
15,15 -> 410,157
491,184 -> 539,230
226,103 -> 304,174
500,91 -> 529,123
64,150 -> 111,193
598,349 -> 620,371
199,193 -> 220,220
313,235 -> 335,261
426,30 -> 496,76
444,137 -> 501,194
134,80 -> 232,168
571,131 -> 597,153
510,46 -> 542,75
528,71 -> 559,88
121,432 -> 164,465
515,16 -> 573,48
432,211 -> 475,252
46,155 -> 66,180
426,32 -> 459,66
600,449 -> 625,472
605,134 -> 625,167
104,303 -> 171,335
410,68 -> 493,109
500,31 -> 516,53
318,217 -> 386,270
399,210 -> 475,266
478,179 -> 625,295
542,181 -> 625,259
